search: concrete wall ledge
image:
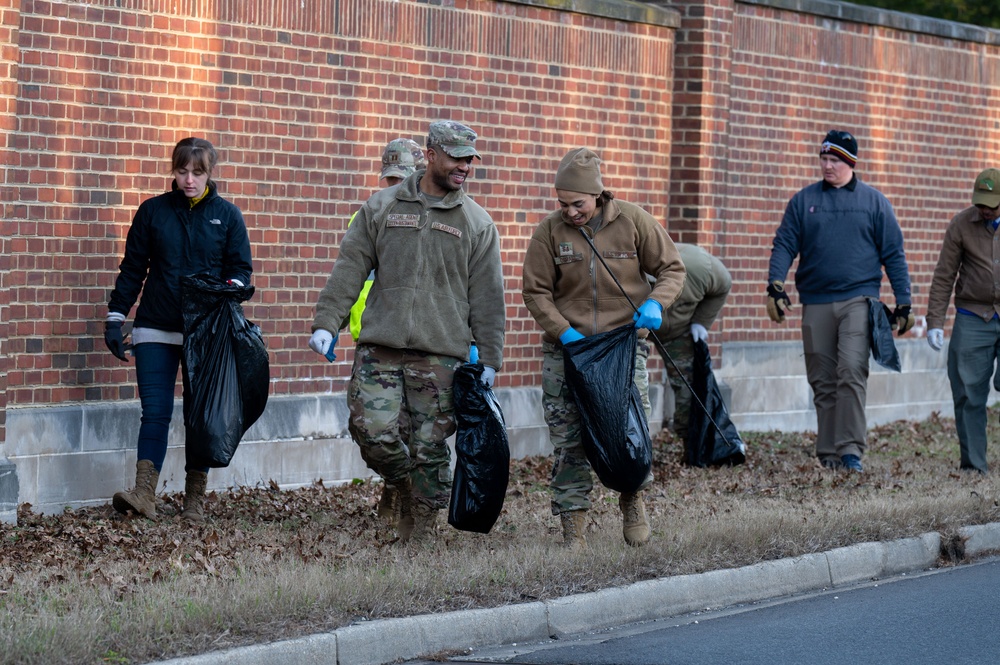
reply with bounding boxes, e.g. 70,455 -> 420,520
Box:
741,0 -> 1000,45
0,457 -> 18,524
508,0 -> 681,28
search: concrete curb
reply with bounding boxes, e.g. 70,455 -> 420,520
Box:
153,524 -> 1000,665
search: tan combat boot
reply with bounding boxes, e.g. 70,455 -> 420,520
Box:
112,459 -> 159,518
620,492 -> 650,546
180,470 -> 209,523
395,477 -> 415,541
407,501 -> 439,547
376,483 -> 400,524
560,510 -> 587,552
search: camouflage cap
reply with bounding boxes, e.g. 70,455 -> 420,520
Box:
380,138 -> 427,180
427,120 -> 481,160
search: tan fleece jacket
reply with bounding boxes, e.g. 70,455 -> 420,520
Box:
313,171 -> 506,368
522,196 -> 685,343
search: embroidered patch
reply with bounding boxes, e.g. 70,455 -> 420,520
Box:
431,222 -> 462,238
208,218 -> 221,225
558,242 -> 575,256
604,251 -> 637,259
553,253 -> 583,265
387,214 -> 420,227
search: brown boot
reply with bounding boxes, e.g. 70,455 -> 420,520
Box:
180,470 -> 209,523
408,501 -> 439,546
112,460 -> 159,518
620,492 -> 650,546
560,510 -> 587,552
395,478 -> 415,541
376,483 -> 400,524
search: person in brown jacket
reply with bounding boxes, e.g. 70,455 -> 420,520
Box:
522,147 -> 685,550
926,168 -> 1000,474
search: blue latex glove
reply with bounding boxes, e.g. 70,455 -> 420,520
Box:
633,300 -> 663,330
559,327 -> 585,345
481,366 -> 496,388
469,343 -> 479,364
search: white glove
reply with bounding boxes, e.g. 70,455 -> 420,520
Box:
690,323 -> 708,343
481,367 -> 496,388
309,329 -> 334,356
927,328 -> 944,352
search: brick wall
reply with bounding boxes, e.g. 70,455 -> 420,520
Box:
4,0 -> 1000,457
721,1 -> 1000,343
4,0 -> 677,419
0,0 -> 21,446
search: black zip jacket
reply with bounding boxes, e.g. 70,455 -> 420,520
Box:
108,182 -> 253,332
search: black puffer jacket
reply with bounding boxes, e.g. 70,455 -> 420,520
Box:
108,182 -> 253,332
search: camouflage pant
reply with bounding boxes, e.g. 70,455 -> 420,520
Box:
348,344 -> 459,509
660,334 -> 695,439
542,338 -> 652,515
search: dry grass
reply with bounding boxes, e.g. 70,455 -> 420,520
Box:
2,409 -> 1000,665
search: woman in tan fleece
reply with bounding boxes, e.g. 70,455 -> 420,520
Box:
522,147 -> 685,550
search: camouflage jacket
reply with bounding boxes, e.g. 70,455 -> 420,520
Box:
658,243 -> 732,341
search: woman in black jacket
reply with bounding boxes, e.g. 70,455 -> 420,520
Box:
104,137 -> 253,522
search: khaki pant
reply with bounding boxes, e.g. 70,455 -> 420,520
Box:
801,297 -> 870,461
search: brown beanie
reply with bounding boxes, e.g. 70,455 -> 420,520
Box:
554,148 -> 604,195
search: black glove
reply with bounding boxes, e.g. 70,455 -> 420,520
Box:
765,281 -> 792,323
891,304 -> 914,336
104,321 -> 129,361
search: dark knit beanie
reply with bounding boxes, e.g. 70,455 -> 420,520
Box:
554,148 -> 604,195
819,130 -> 858,168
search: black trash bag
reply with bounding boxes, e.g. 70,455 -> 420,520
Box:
685,339 -> 746,467
868,298 -> 901,372
563,324 -> 652,494
181,274 -> 270,468
448,363 -> 510,534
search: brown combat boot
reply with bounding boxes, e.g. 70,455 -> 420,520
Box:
620,492 -> 650,546
180,470 -> 209,523
560,510 -> 587,552
395,477 -> 415,541
112,460 -> 159,518
408,501 -> 439,546
376,483 -> 400,524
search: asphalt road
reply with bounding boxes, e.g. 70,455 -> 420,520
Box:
435,558 -> 1000,665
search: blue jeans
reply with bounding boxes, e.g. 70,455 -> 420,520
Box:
134,342 -> 208,474
947,314 -> 1000,473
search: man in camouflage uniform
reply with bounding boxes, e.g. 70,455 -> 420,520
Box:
310,121 -> 505,546
654,243 -> 732,442
522,148 -> 685,550
345,139 -> 427,523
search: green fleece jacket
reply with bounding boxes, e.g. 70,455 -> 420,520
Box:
659,243 -> 732,341
522,196 -> 685,342
313,171 -> 506,369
